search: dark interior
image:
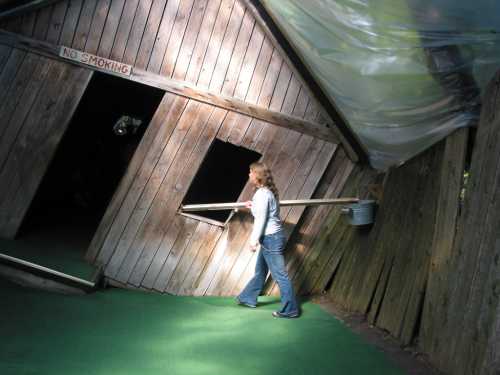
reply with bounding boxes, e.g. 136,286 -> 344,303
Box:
20,72 -> 164,238
182,139 -> 261,223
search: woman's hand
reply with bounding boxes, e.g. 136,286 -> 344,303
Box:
249,242 -> 259,252
244,200 -> 252,209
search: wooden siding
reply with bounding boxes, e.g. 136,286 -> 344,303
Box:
87,85 -> 341,295
0,0 -> 324,120
0,46 -> 91,238
0,0 -> 356,299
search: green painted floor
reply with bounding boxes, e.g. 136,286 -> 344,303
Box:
0,219 -> 95,281
0,279 -> 405,375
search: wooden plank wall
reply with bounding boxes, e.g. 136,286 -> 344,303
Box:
431,72 -> 500,375
86,91 -> 340,295
0,46 -> 91,238
300,121 -> 500,375
314,130 -> 467,347
0,0 -> 322,117
0,0 -> 359,297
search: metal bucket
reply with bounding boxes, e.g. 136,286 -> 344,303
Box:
341,200 -> 376,226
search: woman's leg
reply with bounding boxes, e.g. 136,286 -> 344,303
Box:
237,249 -> 268,307
261,233 -> 299,317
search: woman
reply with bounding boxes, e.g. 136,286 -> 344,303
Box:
236,162 -> 300,318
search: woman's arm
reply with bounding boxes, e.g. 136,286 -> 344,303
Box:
249,190 -> 269,250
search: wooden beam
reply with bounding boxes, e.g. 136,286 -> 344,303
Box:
181,198 -> 359,212
242,0 -> 367,163
0,29 -> 339,144
0,0 -> 62,20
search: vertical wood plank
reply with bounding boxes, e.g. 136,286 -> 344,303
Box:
205,0 -> 245,92
113,101 -> 212,282
97,0 -> 126,58
32,6 -> 53,40
91,94 -> 188,264
0,59 -> 91,238
59,0 -> 83,47
0,53 -> 40,146
109,0 -> 140,61
72,0 -> 98,51
134,0 -> 168,70
177,224 -> 222,295
85,0 -> 112,54
194,0 -> 235,88
159,0 -> 196,77
146,0 -> 181,74
46,0 -> 68,44
183,0 -> 223,83
171,0 -> 209,81
128,106 -> 226,287
121,0 -> 153,65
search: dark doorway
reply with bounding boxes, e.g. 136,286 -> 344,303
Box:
182,139 -> 261,223
15,72 -> 164,266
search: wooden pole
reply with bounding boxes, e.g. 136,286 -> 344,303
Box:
181,198 -> 359,212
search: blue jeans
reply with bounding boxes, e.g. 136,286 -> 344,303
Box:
238,231 -> 299,316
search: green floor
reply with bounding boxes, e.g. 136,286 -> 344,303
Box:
0,219 -> 96,281
0,279 -> 405,375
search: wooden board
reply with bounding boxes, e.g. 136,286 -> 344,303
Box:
0,51 -> 91,238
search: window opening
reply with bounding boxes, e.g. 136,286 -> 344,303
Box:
181,139 -> 261,224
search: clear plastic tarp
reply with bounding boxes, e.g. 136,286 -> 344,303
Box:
261,0 -> 500,169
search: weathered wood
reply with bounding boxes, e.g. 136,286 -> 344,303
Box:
0,52 -> 40,145
195,0 -> 236,88
0,30 -> 337,143
165,221 -> 212,294
139,107 -> 227,286
20,11 -> 36,37
85,0 -> 111,55
32,5 -> 51,40
171,0 -> 209,81
154,217 -> 199,292
134,0 -> 168,70
291,151 -> 358,295
103,100 -> 203,277
0,48 -> 30,107
140,215 -> 186,288
96,0 -> 125,58
58,0 -> 82,47
146,0 -> 182,73
0,0 -> 61,20
45,0 -> 67,44
118,103 -> 218,284
183,0 -> 225,84
71,0 -> 96,51
419,128 -> 468,355
159,0 -> 195,77
0,43 -> 12,74
122,0 -> 153,65
0,57 -> 91,238
109,0 -> 139,61
435,72 -> 500,375
86,93 -> 183,262
177,225 -> 222,295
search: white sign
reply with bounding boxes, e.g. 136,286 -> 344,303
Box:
59,46 -> 132,76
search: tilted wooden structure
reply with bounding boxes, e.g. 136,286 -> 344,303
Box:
0,0 -> 359,295
1,2 -> 499,375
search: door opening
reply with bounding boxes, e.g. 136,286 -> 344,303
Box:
5,72 -> 164,274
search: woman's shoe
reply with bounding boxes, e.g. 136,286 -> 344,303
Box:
272,311 -> 299,319
235,297 -> 256,308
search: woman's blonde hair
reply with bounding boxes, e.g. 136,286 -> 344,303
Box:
250,162 -> 279,201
